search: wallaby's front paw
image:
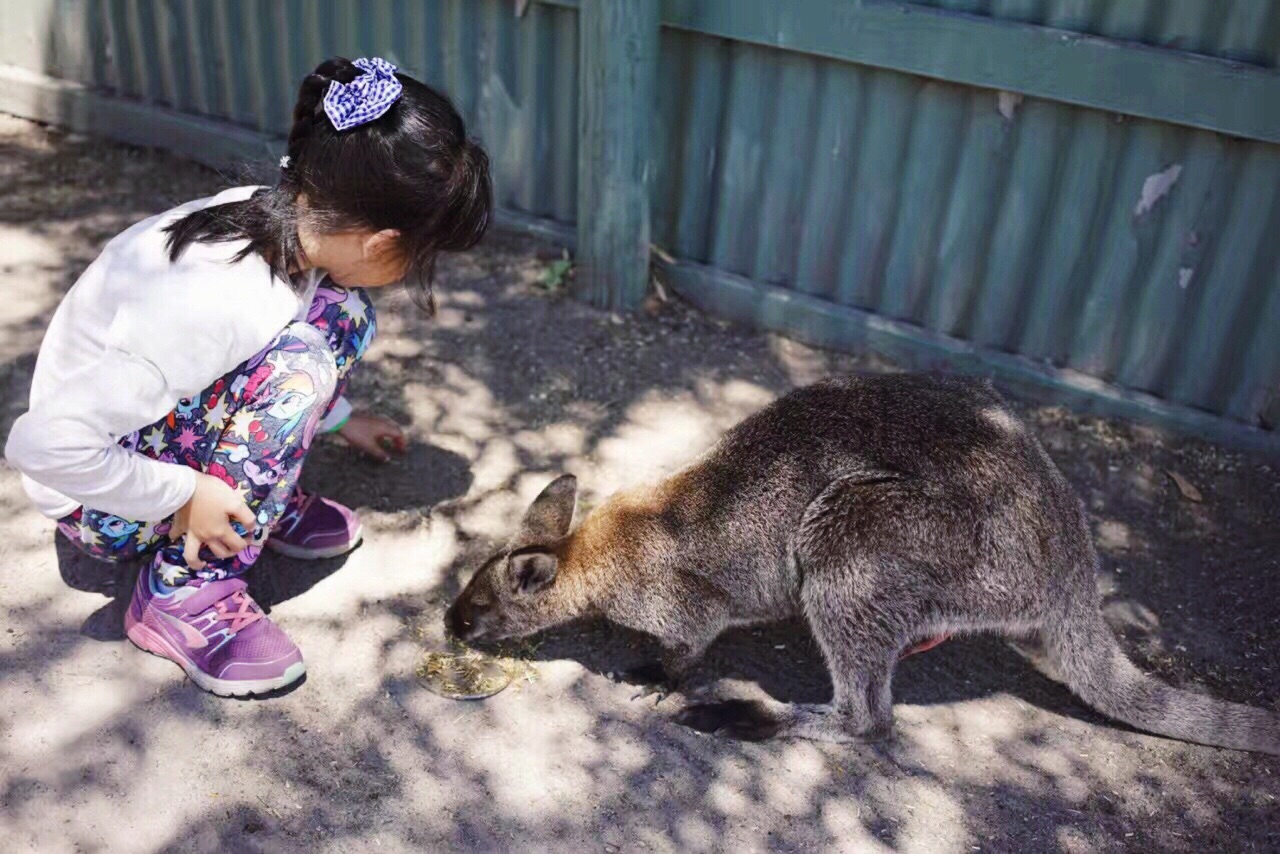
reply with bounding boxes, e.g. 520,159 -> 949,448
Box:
631,683 -> 671,704
675,700 -> 782,741
613,662 -> 674,704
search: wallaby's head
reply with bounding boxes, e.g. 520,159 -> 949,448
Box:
445,474 -> 580,643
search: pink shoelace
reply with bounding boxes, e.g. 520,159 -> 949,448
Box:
211,588 -> 264,633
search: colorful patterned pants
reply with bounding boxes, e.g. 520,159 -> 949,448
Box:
56,284 -> 376,585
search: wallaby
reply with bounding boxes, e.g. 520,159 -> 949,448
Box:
445,373 -> 1279,753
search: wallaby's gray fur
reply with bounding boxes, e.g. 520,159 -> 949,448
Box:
446,373 -> 1279,753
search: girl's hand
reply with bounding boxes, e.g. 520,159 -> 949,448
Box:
337,412 -> 407,462
173,473 -> 256,569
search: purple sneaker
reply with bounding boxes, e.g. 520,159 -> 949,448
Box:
266,488 -> 363,559
124,566 -> 305,696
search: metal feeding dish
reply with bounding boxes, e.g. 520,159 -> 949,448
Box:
416,650 -> 513,700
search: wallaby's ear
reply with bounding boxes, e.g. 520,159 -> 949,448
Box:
518,474 -> 577,542
508,549 -> 558,595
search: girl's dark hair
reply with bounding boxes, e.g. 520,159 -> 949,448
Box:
164,57 -> 492,313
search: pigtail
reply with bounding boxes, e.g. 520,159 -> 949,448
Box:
163,56 -> 493,309
164,60 -> 365,287
404,138 -> 493,316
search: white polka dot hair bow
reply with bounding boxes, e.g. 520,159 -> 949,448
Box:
322,57 -> 404,131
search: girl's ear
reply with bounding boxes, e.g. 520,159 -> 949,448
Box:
363,228 -> 402,260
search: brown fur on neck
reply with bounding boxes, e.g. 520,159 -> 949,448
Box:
553,480 -> 682,612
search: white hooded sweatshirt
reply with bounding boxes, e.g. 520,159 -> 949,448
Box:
5,187 -> 349,521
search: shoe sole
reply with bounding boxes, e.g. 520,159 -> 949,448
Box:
126,621 -> 306,697
264,525 -> 364,560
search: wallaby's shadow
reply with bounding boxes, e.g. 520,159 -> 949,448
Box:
487,619 -> 666,678
708,627 -> 1093,718
480,613 -> 1093,722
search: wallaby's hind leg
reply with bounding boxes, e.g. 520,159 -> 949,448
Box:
676,558 -> 910,742
678,472 -> 932,743
799,563 -> 904,739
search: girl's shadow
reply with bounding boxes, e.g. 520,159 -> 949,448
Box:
55,535 -> 137,641
53,534 -> 355,640
57,439 -> 473,639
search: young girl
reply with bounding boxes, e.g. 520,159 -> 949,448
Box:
5,57 -> 492,696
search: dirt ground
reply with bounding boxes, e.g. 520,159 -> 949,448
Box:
0,114 -> 1277,853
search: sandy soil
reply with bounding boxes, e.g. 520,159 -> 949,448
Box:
0,115 -> 1277,853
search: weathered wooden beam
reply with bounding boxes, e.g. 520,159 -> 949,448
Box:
539,0 -> 1280,145
0,64 -> 276,172
663,0 -> 1280,144
575,0 -> 659,310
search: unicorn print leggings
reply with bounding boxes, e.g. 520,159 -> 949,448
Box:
56,283 -> 376,585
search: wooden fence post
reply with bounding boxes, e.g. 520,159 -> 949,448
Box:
576,0 -> 659,311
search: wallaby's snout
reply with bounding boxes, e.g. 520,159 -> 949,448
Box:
444,550 -> 506,642
444,474 -> 582,644
443,596 -> 475,642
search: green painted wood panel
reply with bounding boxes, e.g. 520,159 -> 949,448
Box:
649,26 -> 1280,436
18,0 -> 584,226
913,0 -> 1280,68
659,0 -> 1280,145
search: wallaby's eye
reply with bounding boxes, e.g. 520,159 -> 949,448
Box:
471,595 -> 493,609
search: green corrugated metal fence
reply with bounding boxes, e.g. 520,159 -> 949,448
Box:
1,0 -> 1278,452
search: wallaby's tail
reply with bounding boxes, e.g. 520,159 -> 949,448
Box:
1044,604 -> 1280,755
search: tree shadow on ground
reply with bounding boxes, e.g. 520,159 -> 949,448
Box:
1,119 -> 1278,852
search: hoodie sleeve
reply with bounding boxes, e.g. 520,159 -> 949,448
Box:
4,348 -> 197,521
